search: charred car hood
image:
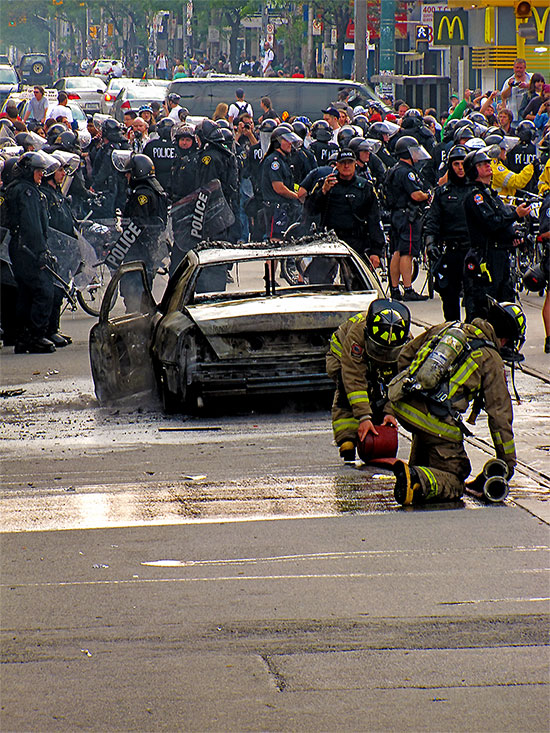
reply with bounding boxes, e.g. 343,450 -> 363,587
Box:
185,292 -> 376,359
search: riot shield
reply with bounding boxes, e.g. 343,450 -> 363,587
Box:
171,179 -> 235,256
104,216 -> 169,273
46,227 -> 81,284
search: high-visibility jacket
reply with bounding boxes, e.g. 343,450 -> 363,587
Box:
490,158 -> 533,199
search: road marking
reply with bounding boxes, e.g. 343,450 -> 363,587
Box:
439,597 -> 550,606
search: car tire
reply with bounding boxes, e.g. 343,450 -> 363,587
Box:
157,365 -> 181,414
32,62 -> 44,74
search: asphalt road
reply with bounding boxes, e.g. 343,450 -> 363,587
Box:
1,292 -> 549,732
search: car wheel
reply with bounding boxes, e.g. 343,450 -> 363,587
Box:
32,62 -> 44,74
157,365 -> 181,414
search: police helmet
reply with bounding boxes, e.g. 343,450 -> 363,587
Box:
337,125 -> 357,148
516,119 -> 536,143
171,122 -> 195,143
483,126 -> 501,139
311,119 -> 332,143
259,118 -> 278,134
403,108 -> 422,119
468,111 -> 487,126
46,123 -> 66,145
102,118 -> 124,143
464,137 -> 486,151
219,127 -> 234,145
157,117 -> 175,141
454,118 -> 474,132
54,130 -> 81,153
349,136 -> 381,156
352,115 -> 370,135
453,126 -> 474,143
463,148 -> 492,180
447,144 -> 468,162
16,150 -> 58,174
368,120 -> 399,141
442,118 -> 460,142
130,153 -> 155,180
394,135 -> 431,162
271,125 -> 302,149
291,120 -> 309,140
364,299 -> 411,363
42,153 -> 63,178
201,118 -> 224,143
522,264 -> 547,292
14,132 -> 36,152
216,119 -> 231,130
486,297 -> 526,362
51,150 -> 80,176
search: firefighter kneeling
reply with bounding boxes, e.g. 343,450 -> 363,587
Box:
327,299 -> 411,462
387,298 -> 526,505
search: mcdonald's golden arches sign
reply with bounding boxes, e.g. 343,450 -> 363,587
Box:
433,10 -> 468,46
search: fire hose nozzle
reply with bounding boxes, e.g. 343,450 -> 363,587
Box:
482,459 -> 509,502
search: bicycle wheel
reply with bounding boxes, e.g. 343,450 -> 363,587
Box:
76,262 -> 114,317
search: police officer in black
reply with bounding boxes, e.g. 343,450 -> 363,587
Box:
505,120 -> 540,194
143,117 -> 176,197
386,136 -> 431,301
196,119 -> 240,241
367,121 -> 397,170
288,120 -> 317,185
463,148 -> 531,320
40,150 -> 79,346
170,123 -> 199,201
423,145 -> 471,321
309,120 -> 339,166
310,148 -> 385,268
92,119 -> 130,217
5,151 -> 57,353
112,151 -> 168,311
260,125 -> 302,240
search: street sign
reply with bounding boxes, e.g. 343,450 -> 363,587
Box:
266,23 -> 274,34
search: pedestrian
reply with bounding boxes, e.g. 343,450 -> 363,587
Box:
262,42 -> 274,77
500,58 -> 531,128
165,93 -> 183,123
385,136 -> 431,301
156,52 -> 168,80
326,299 -> 410,462
309,148 -> 385,269
322,106 -> 341,142
423,145 -> 471,321
47,92 -> 75,131
128,117 -> 150,153
213,102 -> 229,122
462,148 -> 531,320
519,73 -> 546,122
173,64 -> 186,80
389,299 -> 527,505
497,108 -> 514,135
258,96 -> 278,124
23,86 -> 49,126
228,88 -> 254,125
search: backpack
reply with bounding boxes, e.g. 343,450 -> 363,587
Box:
381,163 -> 399,210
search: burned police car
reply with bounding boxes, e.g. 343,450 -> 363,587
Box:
89,234 -> 383,412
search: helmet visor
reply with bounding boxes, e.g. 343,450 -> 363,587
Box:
379,121 -> 400,137
360,138 -> 382,154
364,336 -> 402,364
500,136 -> 520,154
464,137 -> 486,151
78,129 -> 92,149
25,131 -> 47,150
42,152 -> 62,176
52,150 -> 80,175
111,149 -> 133,172
409,144 -> 431,163
280,131 -> 303,149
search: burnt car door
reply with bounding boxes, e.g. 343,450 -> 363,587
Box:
89,261 -> 158,403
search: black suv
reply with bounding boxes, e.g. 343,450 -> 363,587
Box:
18,53 -> 53,86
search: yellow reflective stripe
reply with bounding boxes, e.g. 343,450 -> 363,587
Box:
492,430 -> 502,446
416,466 -> 438,500
448,357 -> 479,398
503,172 -> 514,187
393,401 -> 462,442
409,340 -> 435,374
333,418 -> 359,430
347,390 -> 370,404
330,335 -> 342,358
502,438 -> 515,455
350,312 -> 365,324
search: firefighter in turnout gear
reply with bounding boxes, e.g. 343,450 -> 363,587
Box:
327,299 -> 411,462
389,299 -> 526,505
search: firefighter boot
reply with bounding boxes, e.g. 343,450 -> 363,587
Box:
393,460 -> 423,505
339,441 -> 356,462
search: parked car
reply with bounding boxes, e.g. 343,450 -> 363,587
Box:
167,76 -> 386,121
100,76 -> 141,114
111,81 -> 169,121
0,64 -> 20,106
53,76 -> 106,113
89,235 -> 383,411
18,53 -> 53,86
91,59 -> 126,82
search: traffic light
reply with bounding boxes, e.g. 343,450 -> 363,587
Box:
8,19 -> 16,27
89,25 -> 98,39
514,1 -> 532,19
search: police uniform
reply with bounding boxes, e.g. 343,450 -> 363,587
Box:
311,171 -> 385,260
143,137 -> 177,197
309,139 -> 339,166
5,176 -> 53,346
386,161 -> 428,257
423,179 -> 471,320
505,140 -> 539,194
170,145 -> 198,201
196,140 -> 240,241
327,314 -> 397,448
92,141 -> 129,217
463,181 -> 518,319
260,149 -> 299,239
391,319 -> 516,501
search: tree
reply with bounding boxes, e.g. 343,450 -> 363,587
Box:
312,0 -> 351,78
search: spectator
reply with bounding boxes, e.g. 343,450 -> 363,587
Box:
213,102 -> 229,122
479,91 -> 499,125
238,51 -> 251,75
500,58 -> 531,127
395,99 -> 409,118
150,101 -> 162,121
250,56 -> 262,77
123,109 -> 138,128
1,102 -> 26,131
497,108 -> 514,135
23,86 -> 49,126
47,92 -> 75,130
449,92 -> 460,111
258,96 -> 278,123
291,66 -> 304,78
534,98 -> 549,132
262,42 -> 275,77
520,73 -> 547,121
173,64 -> 186,80
156,52 -> 168,80
228,88 -> 253,124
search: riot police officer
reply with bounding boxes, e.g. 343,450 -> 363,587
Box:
385,136 -> 431,301
143,117 -> 176,197
170,123 -> 198,201
309,120 -> 339,166
260,125 -> 302,240
310,148 -> 385,267
463,148 -> 531,320
423,145 -> 471,320
288,120 -> 317,185
92,119 -> 130,217
5,151 -> 57,353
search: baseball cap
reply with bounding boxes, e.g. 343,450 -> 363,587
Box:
236,87 -> 244,97
322,107 -> 340,118
336,148 -> 356,162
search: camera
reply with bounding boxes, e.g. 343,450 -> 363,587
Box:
244,123 -> 251,130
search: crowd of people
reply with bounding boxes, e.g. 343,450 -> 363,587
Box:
0,57 -> 548,356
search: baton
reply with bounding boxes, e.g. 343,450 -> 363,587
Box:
21,244 -> 78,309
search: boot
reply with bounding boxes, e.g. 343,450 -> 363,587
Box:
48,332 -> 72,347
15,336 -> 56,354
402,287 -> 428,302
339,441 -> 356,462
390,286 -> 402,301
393,460 -> 423,505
